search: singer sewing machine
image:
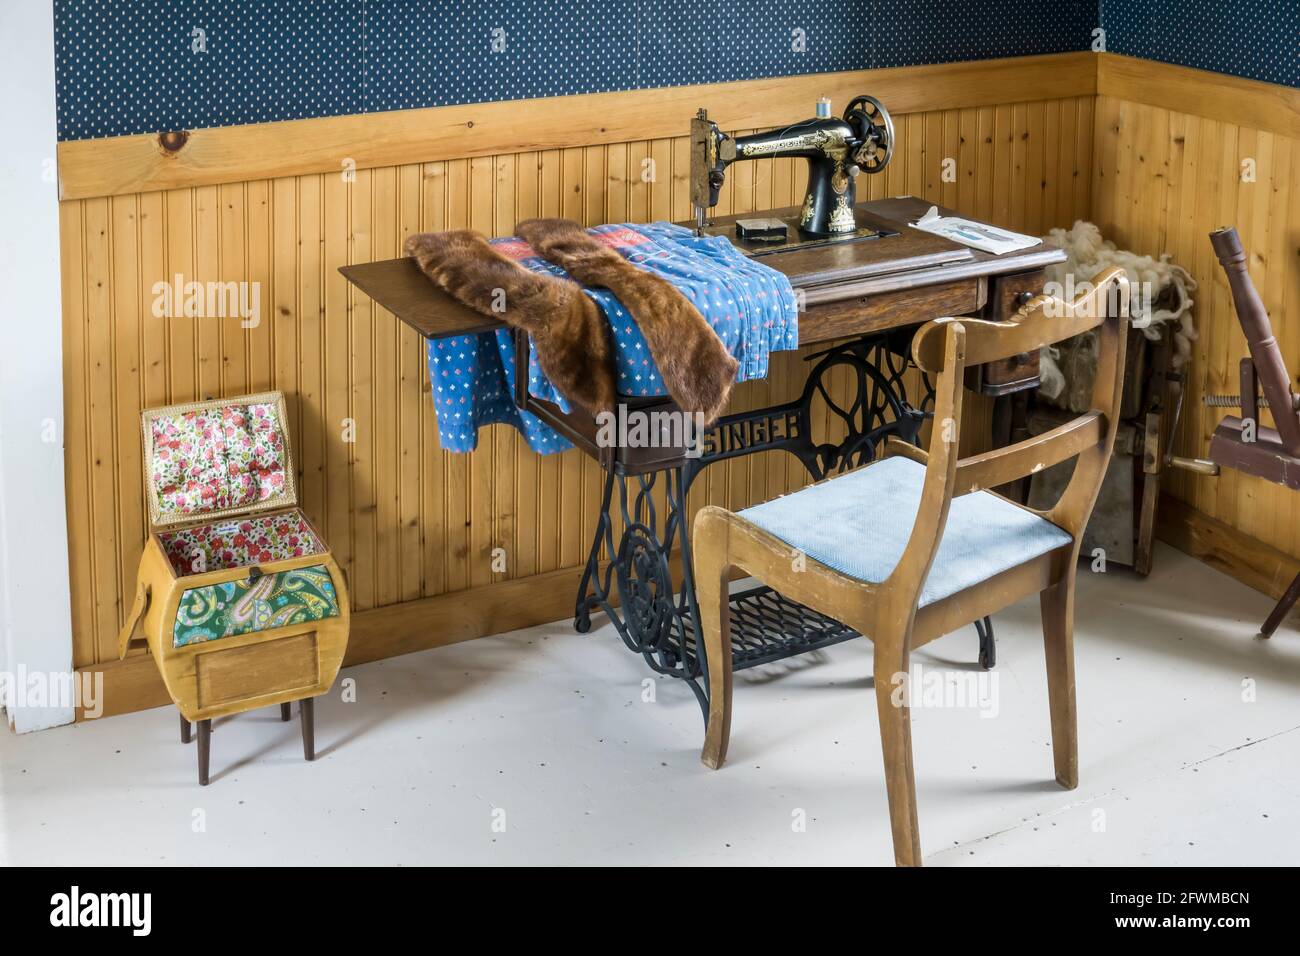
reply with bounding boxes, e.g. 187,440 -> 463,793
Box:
343,194 -> 1066,712
343,97 -> 1068,713
690,95 -> 898,249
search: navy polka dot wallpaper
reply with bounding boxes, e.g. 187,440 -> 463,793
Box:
1101,0 -> 1298,89
52,1 -> 1296,142
53,0 -> 1096,141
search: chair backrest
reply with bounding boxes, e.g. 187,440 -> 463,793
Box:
885,266 -> 1130,603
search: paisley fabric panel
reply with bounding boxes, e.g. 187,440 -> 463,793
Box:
159,510 -> 325,575
173,564 -> 341,648
150,402 -> 289,521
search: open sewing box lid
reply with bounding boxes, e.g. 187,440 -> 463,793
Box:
141,391 -> 298,531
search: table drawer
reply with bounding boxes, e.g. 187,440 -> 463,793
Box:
968,269 -> 1048,395
799,278 -> 983,346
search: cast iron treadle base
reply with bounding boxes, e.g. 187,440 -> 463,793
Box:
675,585 -> 859,672
571,332 -> 994,725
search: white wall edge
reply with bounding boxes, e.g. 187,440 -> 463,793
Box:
0,0 -> 76,733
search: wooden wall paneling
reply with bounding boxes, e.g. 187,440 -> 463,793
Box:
1281,134 -> 1300,560
557,148 -> 585,574
372,165 -> 402,608
249,180 -> 274,392
60,199 -> 95,667
1187,113 -> 1221,521
296,175 -> 326,550
110,194 -> 143,667
218,183 -> 247,403
491,152 -> 520,587
1072,95 -> 1094,224
321,171 -> 354,612
1092,82 -> 1300,582
1208,121 -> 1241,528
271,177 -> 298,416
441,159 -> 470,594
192,186 -> 220,399
59,87 -> 1107,682
467,156 -> 496,591
1231,125 -> 1263,545
57,53 -> 1099,201
1097,54 -> 1300,142
1273,135 -> 1298,558
511,152 -> 540,582
1242,131 -> 1274,547
1024,101 -> 1045,236
418,161 -> 448,596
535,150 -> 562,576
993,104 -> 1013,229
1170,110 -> 1201,507
83,198 -> 119,664
579,146 -> 607,574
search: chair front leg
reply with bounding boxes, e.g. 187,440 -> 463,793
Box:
697,515 -> 735,771
1040,579 -> 1078,789
873,630 -> 922,866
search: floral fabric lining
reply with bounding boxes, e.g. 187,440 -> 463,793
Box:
159,510 -> 324,576
150,402 -> 288,521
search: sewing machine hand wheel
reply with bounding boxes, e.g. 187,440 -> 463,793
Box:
844,95 -> 895,173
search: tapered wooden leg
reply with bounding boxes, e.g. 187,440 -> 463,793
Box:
300,697 -> 315,761
697,514 -> 734,771
1041,580 -> 1078,789
1259,571 -> 1300,639
196,719 -> 211,786
280,702 -> 292,721
180,714 -> 191,744
873,633 -> 921,867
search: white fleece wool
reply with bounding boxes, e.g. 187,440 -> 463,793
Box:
1038,221 -> 1197,402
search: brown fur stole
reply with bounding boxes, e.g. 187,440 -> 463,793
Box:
403,230 -> 617,415
515,218 -> 738,423
405,220 -> 739,423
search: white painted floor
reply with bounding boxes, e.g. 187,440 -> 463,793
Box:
2,543 -> 1298,866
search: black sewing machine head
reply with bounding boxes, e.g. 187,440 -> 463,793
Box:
690,96 -> 896,245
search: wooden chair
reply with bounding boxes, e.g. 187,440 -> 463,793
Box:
693,267 -> 1130,866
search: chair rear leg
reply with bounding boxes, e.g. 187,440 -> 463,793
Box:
1041,580 -> 1078,789
1259,571 -> 1300,639
873,633 -> 922,866
697,522 -> 734,771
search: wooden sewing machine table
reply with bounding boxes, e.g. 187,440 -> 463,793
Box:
342,196 -> 1065,717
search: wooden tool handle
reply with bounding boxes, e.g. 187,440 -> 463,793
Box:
1168,455 -> 1220,476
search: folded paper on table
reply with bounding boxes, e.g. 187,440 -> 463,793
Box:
426,222 -> 800,454
911,205 -> 1041,256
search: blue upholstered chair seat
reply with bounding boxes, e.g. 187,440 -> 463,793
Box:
738,456 -> 1073,607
